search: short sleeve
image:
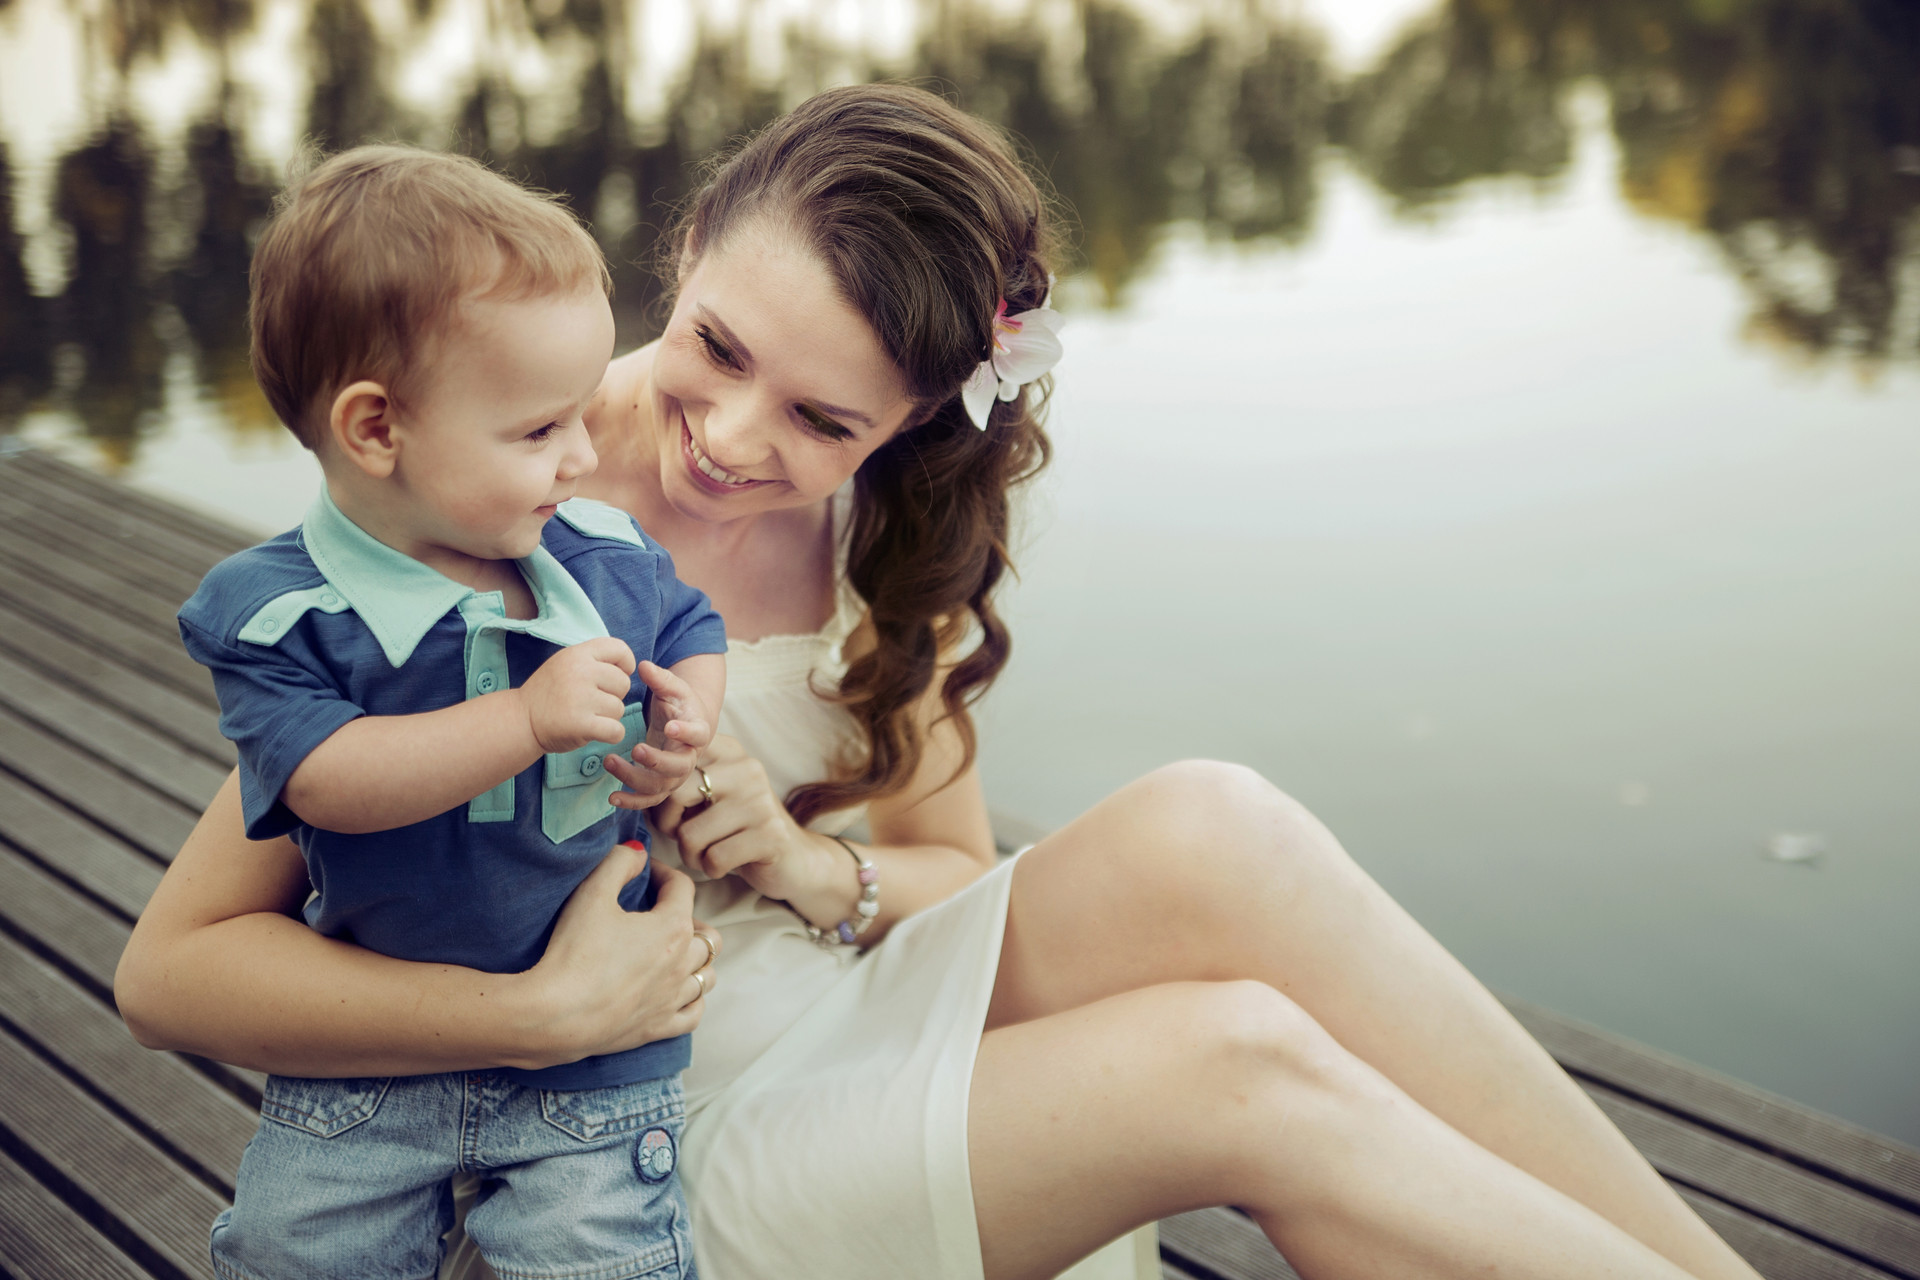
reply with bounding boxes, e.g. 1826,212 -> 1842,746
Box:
650,544 -> 728,668
177,616 -> 365,839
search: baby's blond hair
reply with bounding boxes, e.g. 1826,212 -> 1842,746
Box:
250,145 -> 610,449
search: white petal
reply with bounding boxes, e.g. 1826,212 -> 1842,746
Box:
990,308 -> 1064,386
960,360 -> 999,430
996,379 -> 1019,402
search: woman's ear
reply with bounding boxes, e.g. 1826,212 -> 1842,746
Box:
328,381 -> 399,478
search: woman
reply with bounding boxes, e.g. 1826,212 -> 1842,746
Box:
117,85 -> 1762,1280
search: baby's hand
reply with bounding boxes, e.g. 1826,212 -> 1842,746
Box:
518,637 -> 637,753
606,662 -> 712,809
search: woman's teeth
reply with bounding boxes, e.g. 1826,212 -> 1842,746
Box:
688,431 -> 755,486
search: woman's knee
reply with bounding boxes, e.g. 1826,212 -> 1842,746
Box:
1161,981 -> 1384,1190
1123,760 -> 1359,901
1185,980 -> 1361,1098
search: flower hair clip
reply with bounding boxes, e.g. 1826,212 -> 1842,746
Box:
961,292 -> 1064,430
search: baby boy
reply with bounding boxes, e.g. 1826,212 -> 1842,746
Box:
175,146 -> 722,1280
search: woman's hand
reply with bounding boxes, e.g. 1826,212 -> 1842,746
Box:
649,735 -> 853,927
522,842 -> 721,1065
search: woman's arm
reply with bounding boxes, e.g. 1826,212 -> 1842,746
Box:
115,771 -> 714,1076
648,640 -> 999,946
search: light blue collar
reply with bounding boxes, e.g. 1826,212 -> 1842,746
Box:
302,486 -> 608,667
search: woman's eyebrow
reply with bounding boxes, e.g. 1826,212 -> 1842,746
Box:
698,308 -> 754,362
699,306 -> 877,429
806,398 -> 875,428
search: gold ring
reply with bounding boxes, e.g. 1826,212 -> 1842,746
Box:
695,766 -> 715,805
691,968 -> 707,998
693,932 -> 716,969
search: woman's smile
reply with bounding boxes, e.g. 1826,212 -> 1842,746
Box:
680,418 -> 767,494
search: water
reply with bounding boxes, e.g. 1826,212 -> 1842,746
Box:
2,0 -> 1917,1143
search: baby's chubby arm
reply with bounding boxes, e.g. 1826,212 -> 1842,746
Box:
283,636 -> 639,834
606,654 -> 726,810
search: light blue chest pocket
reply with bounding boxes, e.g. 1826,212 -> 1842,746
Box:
541,702 -> 648,844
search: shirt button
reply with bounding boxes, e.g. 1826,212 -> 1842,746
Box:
260,618 -> 279,633
580,755 -> 602,778
476,671 -> 498,693
319,591 -> 340,607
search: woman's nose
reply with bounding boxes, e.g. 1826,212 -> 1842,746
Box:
699,393 -> 772,470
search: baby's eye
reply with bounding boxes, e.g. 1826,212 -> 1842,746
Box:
695,325 -> 740,370
526,422 -> 559,442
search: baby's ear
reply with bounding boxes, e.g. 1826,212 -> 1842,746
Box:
329,380 -> 399,477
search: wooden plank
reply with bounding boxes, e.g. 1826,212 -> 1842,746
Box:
1681,1187 -> 1906,1280
0,703 -> 198,865
1508,996 -> 1920,1210
0,556 -> 215,704
0,1145 -> 151,1280
1586,1081 -> 1920,1276
0,1024 -> 224,1280
0,649 -> 227,811
0,475 -> 210,605
0,843 -> 133,995
1154,1195 -> 1895,1280
0,930 -> 254,1190
0,768 -> 162,920
0,529 -> 188,636
1159,1209 -> 1297,1280
0,600 -> 234,765
4,449 -> 254,565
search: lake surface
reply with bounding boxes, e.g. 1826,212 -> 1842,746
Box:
2,0 -> 1917,1143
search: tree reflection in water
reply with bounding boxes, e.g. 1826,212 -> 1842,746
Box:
1340,0 -> 1920,371
0,0 -> 1913,459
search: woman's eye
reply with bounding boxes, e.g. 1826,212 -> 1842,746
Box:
797,407 -> 852,442
695,326 -> 739,370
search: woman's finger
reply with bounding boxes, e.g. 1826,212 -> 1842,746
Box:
702,733 -> 744,765
681,965 -> 715,1009
649,858 -> 696,920
650,795 -> 687,836
688,927 -> 718,976
673,800 -> 751,877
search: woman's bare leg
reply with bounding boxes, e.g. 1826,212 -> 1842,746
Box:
984,761 -> 1759,1280
969,979 -> 1698,1280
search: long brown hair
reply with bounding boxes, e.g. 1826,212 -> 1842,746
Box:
668,84 -> 1059,823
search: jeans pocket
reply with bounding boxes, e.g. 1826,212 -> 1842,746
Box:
538,1075 -> 684,1144
258,1075 -> 393,1139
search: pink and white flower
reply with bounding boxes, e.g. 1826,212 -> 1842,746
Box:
961,298 -> 1064,430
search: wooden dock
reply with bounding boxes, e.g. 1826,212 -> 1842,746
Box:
0,445 -> 1914,1280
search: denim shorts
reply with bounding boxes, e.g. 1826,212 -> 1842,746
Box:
210,1070 -> 694,1280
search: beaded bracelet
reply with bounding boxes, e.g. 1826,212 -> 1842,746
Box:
804,834 -> 879,950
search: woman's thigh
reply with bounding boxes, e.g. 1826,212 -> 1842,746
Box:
987,759 -> 1385,1030
968,979 -> 1344,1280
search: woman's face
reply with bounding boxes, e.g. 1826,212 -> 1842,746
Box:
647,221 -> 921,523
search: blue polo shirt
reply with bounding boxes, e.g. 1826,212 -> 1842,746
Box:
177,488 -> 727,1088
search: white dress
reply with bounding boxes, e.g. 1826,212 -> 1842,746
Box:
447,507 -> 1156,1280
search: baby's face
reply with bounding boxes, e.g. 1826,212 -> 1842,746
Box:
391,287 -> 616,564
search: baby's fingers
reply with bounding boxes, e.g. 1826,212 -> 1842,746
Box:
581,636 -> 638,675
662,717 -> 713,750
605,752 -> 671,807
633,742 -> 695,778
636,660 -> 692,700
